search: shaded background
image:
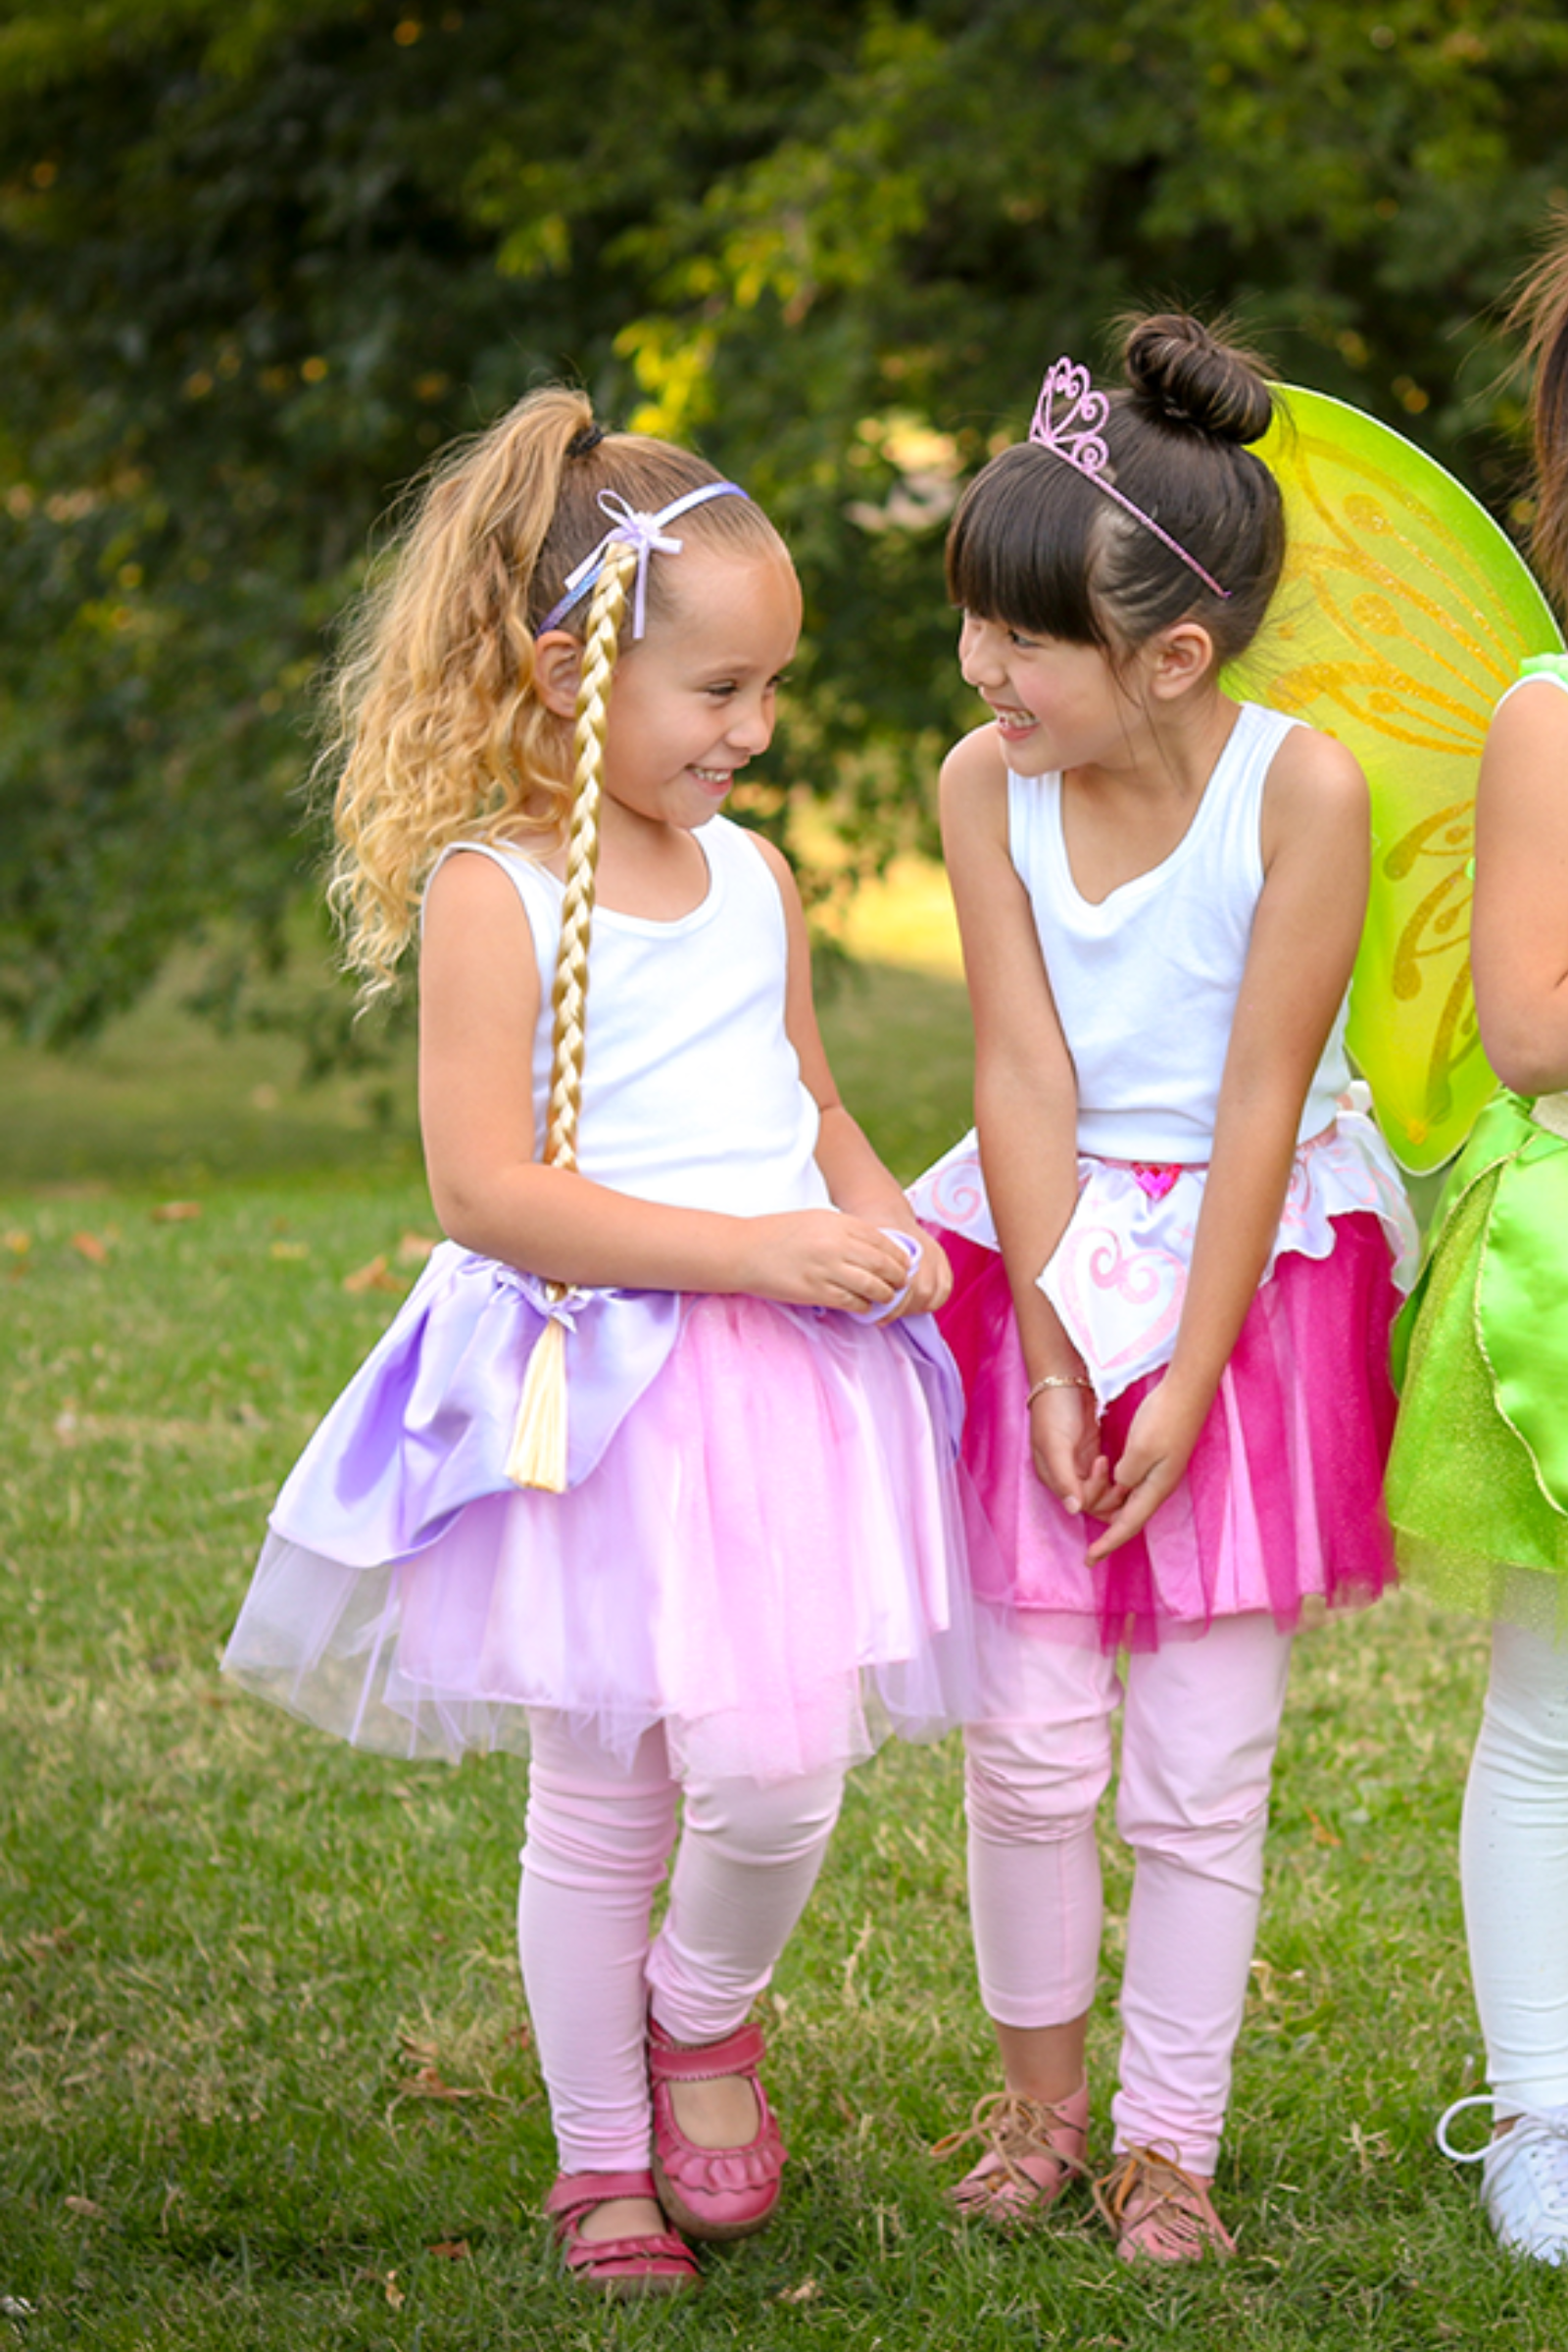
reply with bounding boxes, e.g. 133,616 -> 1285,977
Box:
3,0 -> 1567,1063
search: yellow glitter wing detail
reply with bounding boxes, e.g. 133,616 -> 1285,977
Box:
1228,386 -> 1563,1173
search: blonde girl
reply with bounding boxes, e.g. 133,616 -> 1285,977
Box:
223,391 -> 975,2297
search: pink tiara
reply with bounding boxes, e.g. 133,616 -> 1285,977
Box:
1028,357 -> 1230,602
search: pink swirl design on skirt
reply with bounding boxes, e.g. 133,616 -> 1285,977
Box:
1053,1223 -> 1188,1373
925,1153 -> 988,1231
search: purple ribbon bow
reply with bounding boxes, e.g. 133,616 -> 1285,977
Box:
538,480 -> 747,639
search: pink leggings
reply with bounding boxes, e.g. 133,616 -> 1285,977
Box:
965,1612 -> 1294,2174
518,1712 -> 845,2173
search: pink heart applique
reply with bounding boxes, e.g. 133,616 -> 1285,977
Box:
1130,1162 -> 1182,1202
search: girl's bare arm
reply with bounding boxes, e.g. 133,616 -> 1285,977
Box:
1470,678 -> 1568,1095
755,834 -> 952,1315
1089,724 -> 1371,1557
417,851 -> 912,1309
942,726 -> 1107,1511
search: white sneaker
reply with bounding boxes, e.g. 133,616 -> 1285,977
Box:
1438,2092 -> 1568,2263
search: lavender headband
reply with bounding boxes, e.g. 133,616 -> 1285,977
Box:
538,481 -> 748,640
1028,357 -> 1230,602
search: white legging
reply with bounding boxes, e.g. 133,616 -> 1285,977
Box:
964,1613 -> 1295,2174
1462,1619 -> 1568,2119
517,1712 -> 844,2174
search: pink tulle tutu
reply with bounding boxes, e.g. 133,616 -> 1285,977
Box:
224,1260 -> 978,1784
934,1213 -> 1401,1653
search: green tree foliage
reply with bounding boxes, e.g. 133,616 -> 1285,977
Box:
3,0 -> 1566,1040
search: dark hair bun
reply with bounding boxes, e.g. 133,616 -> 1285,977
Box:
1122,313 -> 1274,447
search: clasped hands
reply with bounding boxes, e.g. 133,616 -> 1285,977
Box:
1028,1374 -> 1205,1561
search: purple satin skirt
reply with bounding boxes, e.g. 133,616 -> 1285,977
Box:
224,1245 -> 980,1782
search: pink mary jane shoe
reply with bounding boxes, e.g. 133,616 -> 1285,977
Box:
648,2014 -> 788,2241
544,2169 -> 701,2298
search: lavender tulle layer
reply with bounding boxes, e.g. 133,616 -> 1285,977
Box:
222,1245 -> 980,1782
912,1115 -> 1415,1657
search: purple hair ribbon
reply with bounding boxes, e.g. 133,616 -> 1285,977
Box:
538,481 -> 748,639
1028,357 -> 1231,602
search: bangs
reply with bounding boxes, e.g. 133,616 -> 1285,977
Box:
945,443 -> 1106,646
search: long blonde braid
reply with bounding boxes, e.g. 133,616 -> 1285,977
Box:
543,541 -> 638,1171
505,538 -> 639,1491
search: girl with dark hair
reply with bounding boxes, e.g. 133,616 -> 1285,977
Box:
916,315 -> 1414,2261
1389,226 -> 1568,2263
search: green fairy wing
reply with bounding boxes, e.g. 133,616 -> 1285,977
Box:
1227,385 -> 1562,1173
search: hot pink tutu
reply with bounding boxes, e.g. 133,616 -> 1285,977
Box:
934,1215 -> 1402,1652
224,1250 -> 979,1783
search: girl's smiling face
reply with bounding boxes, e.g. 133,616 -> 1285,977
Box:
600,544 -> 802,833
957,610 -> 1135,776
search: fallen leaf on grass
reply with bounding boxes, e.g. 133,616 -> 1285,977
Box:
69,1231 -> 110,1264
1306,1807 -> 1343,1848
63,2195 -> 111,2220
394,2038 -> 472,2101
390,2030 -> 495,2115
24,1926 -> 77,1958
426,2239 -> 471,2261
397,1231 -> 438,1266
384,2271 -> 405,2310
1348,2123 -> 1394,2173
4,1229 -> 30,1254
342,1254 -> 403,1296
394,2065 -> 482,2104
150,1200 -> 202,1223
270,1240 -> 310,1262
779,2278 -> 819,2303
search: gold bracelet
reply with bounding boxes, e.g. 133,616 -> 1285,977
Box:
1025,1372 -> 1095,1407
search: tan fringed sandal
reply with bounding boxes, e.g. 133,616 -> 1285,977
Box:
1092,2145 -> 1237,2263
932,2085 -> 1090,2228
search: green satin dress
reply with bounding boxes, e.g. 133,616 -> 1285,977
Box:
1386,660 -> 1568,1629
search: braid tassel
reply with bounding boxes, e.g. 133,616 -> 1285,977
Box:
506,542 -> 637,1493
504,1310 -> 568,1492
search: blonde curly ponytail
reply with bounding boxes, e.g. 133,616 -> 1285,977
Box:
320,390 -> 786,1004
326,388 -> 597,997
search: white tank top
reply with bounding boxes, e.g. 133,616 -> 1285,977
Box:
441,815 -> 830,1217
1006,702 -> 1350,1161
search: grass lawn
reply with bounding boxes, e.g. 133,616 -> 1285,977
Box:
2,954 -> 1561,2348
